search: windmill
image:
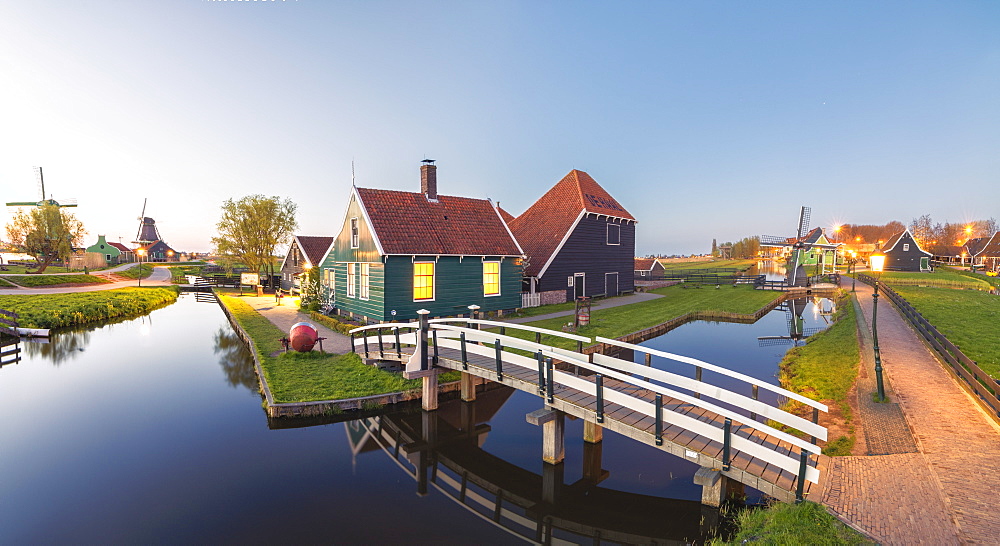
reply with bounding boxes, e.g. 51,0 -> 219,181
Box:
133,198 -> 161,246
5,167 -> 78,208
759,206 -> 812,287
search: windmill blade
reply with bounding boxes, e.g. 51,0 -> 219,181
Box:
35,167 -> 44,201
136,198 -> 148,242
759,235 -> 791,246
796,206 -> 811,240
758,336 -> 794,347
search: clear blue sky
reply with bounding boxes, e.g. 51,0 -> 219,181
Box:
2,1 -> 998,255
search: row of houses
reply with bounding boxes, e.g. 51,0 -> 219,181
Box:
279,162 -> 637,322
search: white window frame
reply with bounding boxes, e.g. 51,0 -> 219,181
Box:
607,223 -> 621,246
346,263 -> 356,298
413,261 -> 436,302
360,263 -> 370,300
350,218 -> 360,249
903,243 -> 910,251
483,261 -> 501,297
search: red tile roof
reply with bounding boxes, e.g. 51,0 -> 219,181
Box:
509,170 -> 634,277
108,242 -> 132,253
356,187 -> 521,256
974,232 -> 1000,258
295,236 -> 334,266
497,206 -> 515,225
634,258 -> 657,271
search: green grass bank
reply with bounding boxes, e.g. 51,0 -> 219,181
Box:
218,294 -> 459,404
777,292 -> 859,455
0,274 -> 111,287
711,501 -> 873,545
0,287 -> 179,329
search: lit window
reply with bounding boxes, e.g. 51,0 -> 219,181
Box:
483,261 -> 500,296
607,224 -> 621,245
347,263 -> 356,297
350,218 -> 359,249
413,262 -> 435,301
360,263 -> 370,300
903,244 -> 910,251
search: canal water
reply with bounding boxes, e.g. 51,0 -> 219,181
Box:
0,293 -> 832,544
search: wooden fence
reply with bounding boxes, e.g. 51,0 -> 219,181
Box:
858,274 -> 1000,423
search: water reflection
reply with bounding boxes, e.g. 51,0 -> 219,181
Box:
0,336 -> 21,367
20,329 -> 90,366
345,389 -> 728,544
213,327 -> 257,391
747,259 -> 788,281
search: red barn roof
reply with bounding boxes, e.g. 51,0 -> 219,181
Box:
295,235 -> 334,266
356,187 -> 521,256
509,170 -> 634,277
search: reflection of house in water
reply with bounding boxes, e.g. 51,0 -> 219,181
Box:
757,298 -> 830,347
344,388 -> 719,544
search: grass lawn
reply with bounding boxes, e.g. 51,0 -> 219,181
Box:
512,284 -> 782,349
778,292 -> 859,455
168,264 -> 206,283
892,285 -> 1000,378
711,501 -> 874,545
876,267 -> 992,290
659,259 -> 757,271
116,264 -> 154,280
0,287 -> 179,329
218,294 -> 459,404
0,264 -> 74,274
0,274 -> 111,287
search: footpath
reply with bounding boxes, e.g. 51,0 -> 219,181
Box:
0,264 -> 173,294
817,281 -> 1000,544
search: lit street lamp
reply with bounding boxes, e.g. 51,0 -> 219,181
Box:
869,249 -> 887,402
136,248 -> 146,287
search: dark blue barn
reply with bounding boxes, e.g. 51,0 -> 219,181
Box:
509,170 -> 636,305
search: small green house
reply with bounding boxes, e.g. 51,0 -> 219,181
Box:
792,228 -> 842,270
320,161 -> 524,323
86,235 -> 122,265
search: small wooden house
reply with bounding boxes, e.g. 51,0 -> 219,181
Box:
972,232 -> 1000,273
86,235 -> 122,265
280,235 -> 334,294
634,258 -> 665,280
136,240 -> 178,262
320,161 -> 523,322
880,230 -> 932,272
108,242 -> 135,263
509,170 -> 636,305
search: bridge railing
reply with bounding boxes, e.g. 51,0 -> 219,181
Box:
428,323 -> 823,488
350,322 -> 420,359
594,337 -> 826,438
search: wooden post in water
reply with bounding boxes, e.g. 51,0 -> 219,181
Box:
526,408 -> 565,464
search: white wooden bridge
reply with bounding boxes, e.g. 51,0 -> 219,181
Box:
350,313 -> 827,504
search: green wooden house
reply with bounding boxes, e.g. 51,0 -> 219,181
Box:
86,235 -> 122,265
792,228 -> 842,270
320,161 -> 524,323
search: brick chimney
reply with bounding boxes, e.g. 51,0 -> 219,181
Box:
420,159 -> 437,200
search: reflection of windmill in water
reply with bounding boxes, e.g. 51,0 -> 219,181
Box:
758,298 -> 825,347
5,167 -> 78,209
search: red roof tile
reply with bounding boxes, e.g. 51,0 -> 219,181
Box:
634,258 -> 657,271
974,232 -> 1000,258
108,242 -> 132,253
356,188 -> 521,256
497,206 -> 515,225
295,235 -> 334,266
509,170 -> 634,277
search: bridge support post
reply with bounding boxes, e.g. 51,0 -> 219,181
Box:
422,370 -> 440,411
581,439 -> 609,485
526,408 -> 564,464
583,420 -> 603,444
541,460 -> 564,505
460,372 -> 477,401
693,467 -> 727,508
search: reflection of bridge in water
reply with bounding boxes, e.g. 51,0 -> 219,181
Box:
351,314 -> 828,506
346,389 -> 720,544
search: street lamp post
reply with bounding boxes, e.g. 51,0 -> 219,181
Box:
869,249 -> 887,402
137,248 -> 146,287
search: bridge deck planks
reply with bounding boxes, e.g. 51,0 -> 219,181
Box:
361,343 -> 818,501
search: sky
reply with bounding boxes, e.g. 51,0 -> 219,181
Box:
1,1 -> 998,256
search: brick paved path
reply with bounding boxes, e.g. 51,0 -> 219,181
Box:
819,282 -> 1000,544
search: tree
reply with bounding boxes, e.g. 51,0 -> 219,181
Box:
211,195 -> 298,294
711,238 -> 719,257
5,203 -> 86,273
